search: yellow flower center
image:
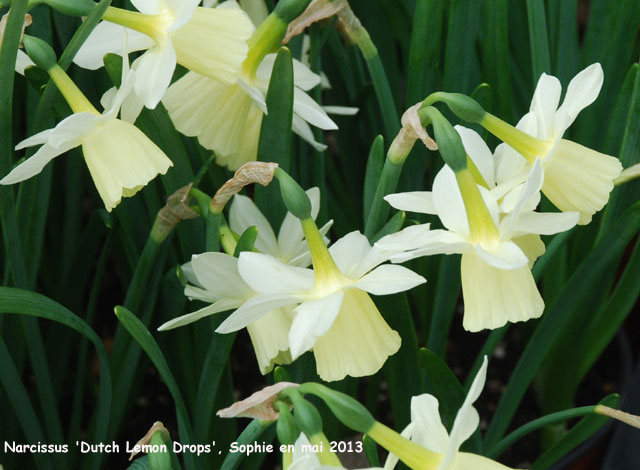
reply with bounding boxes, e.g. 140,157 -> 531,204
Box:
48,65 -> 100,115
480,113 -> 554,163
456,168 -> 500,246
300,218 -> 350,298
103,6 -> 174,45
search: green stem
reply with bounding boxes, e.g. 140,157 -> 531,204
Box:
363,158 -> 403,239
487,406 -> 596,459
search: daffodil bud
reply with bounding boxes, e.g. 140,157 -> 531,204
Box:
273,0 -> 313,23
275,402 -> 299,446
299,383 -> 375,434
274,168 -> 312,220
425,92 -> 486,123
418,106 -> 468,172
40,0 -> 96,16
282,388 -> 323,437
22,34 -> 57,71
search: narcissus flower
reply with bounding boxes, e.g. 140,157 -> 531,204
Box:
384,357 -> 515,470
379,159 -> 578,332
159,188 -> 329,374
74,0 -> 254,108
216,227 -> 425,381
163,1 -> 355,170
1,58 -> 172,212
163,50 -> 348,170
478,64 -> 622,224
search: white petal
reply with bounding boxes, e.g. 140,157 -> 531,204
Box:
328,231 -> 394,279
168,0 -> 200,30
15,50 -> 34,75
293,88 -> 338,130
256,54 -> 321,91
461,253 -> 544,332
556,63 -> 604,131
216,293 -> 300,333
409,394 -> 450,454
238,79 -> 267,113
191,252 -> 253,299
455,125 -> 495,186
375,224 -> 433,251
290,433 -> 323,469
442,357 -> 488,467
73,22 -> 153,70
513,211 -> 579,235
157,298 -> 242,330
530,73 -> 561,139
132,42 -> 177,108
292,115 -> 327,151
353,265 -> 426,295
289,291 -> 344,359
238,252 -> 315,294
433,166 -> 469,237
2,143 -> 71,184
475,241 -> 529,270
384,191 -> 436,215
229,194 -> 279,255
323,105 -> 359,115
130,0 -> 163,14
388,230 -> 471,263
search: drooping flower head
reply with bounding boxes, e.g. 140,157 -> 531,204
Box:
1,35 -> 172,212
378,126 -> 578,331
74,0 -> 254,110
158,188 -> 329,375
163,1 -> 356,170
384,357 -> 516,470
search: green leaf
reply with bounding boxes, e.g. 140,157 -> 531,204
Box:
363,434 -> 381,467
255,46 -> 294,226
481,0 -> 513,120
443,0 -> 482,94
233,226 -> 258,256
531,394 -> 620,470
407,0 -> 445,103
0,287 -> 112,470
525,0 -> 552,84
426,255 -> 461,358
484,201 -> 640,449
219,420 -> 273,470
363,135 -> 385,223
371,210 -> 404,243
114,306 -> 197,470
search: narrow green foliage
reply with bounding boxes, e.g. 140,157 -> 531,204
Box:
525,0 -> 552,84
255,47 -> 294,225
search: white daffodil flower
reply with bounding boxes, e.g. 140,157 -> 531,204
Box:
163,2 -> 357,170
480,63 -> 622,224
159,188 -> 329,374
379,159 -> 579,332
159,252 -> 294,374
163,51 -> 354,170
384,357 -> 515,470
216,229 -> 425,381
1,62 -> 172,212
229,187 -> 332,267
73,0 -> 254,109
